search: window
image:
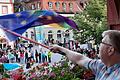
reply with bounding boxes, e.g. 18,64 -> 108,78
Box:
37,2 -> 41,9
31,4 -> 35,10
25,32 -> 28,38
48,30 -> 53,41
18,8 -> 21,12
62,3 -> 66,11
2,6 -> 8,14
31,31 -> 34,39
69,3 -> 73,12
18,7 -> 25,12
48,2 -> 53,9
23,7 -> 25,11
65,30 -> 70,38
48,30 -> 52,33
55,2 -> 60,10
57,30 -> 62,42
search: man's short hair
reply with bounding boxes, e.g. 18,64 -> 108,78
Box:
102,30 -> 120,53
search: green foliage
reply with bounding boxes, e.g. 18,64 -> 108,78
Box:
2,73 -> 10,78
73,0 -> 107,44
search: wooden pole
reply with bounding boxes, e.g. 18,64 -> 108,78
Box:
2,28 -> 49,49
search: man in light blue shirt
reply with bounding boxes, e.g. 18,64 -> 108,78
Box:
51,30 -> 120,80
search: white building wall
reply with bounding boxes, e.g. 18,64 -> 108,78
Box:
43,27 -> 63,41
0,0 -> 13,3
0,0 -> 14,47
43,27 -> 73,43
0,0 -> 14,16
23,25 -> 74,44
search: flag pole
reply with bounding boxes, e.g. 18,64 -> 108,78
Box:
3,28 -> 50,49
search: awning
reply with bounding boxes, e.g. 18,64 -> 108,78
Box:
3,63 -> 21,71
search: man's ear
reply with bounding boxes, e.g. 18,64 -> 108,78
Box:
108,47 -> 114,56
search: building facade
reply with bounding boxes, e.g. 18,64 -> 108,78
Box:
0,0 -> 14,16
23,25 -> 73,44
0,0 -> 14,48
14,0 -> 85,45
16,0 -> 85,13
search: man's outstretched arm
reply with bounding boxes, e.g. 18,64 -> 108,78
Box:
50,45 -> 92,66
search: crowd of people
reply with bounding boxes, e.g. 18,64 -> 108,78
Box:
0,37 -> 99,79
0,38 -> 99,65
0,44 -> 52,66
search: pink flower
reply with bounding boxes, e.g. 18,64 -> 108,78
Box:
49,72 -> 56,78
29,73 -> 36,78
52,63 -> 57,67
61,71 -> 64,76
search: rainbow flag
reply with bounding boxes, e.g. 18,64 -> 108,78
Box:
0,10 -> 78,41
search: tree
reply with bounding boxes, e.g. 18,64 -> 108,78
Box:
73,0 -> 107,44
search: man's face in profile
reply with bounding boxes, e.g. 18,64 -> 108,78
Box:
99,35 -> 111,64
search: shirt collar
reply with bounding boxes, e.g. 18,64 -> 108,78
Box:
106,63 -> 120,74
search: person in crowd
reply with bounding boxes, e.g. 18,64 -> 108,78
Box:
17,50 -> 21,62
48,51 -> 52,63
50,30 -> 120,80
42,51 -> 46,63
14,50 -> 18,62
39,49 -> 42,63
35,50 -> 39,63
28,50 -> 31,62
25,50 -> 28,63
26,58 -> 31,69
88,48 -> 97,59
44,51 -> 48,62
30,50 -> 34,61
20,50 -> 24,64
7,50 -> 15,63
0,53 -> 8,63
